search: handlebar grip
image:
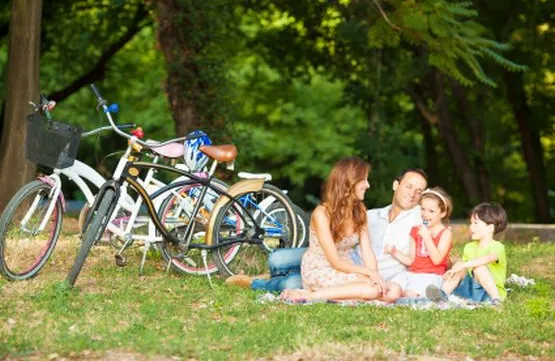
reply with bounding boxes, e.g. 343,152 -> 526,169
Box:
90,84 -> 103,101
117,123 -> 136,129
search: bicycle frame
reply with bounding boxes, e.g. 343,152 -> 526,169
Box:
109,160 -> 268,251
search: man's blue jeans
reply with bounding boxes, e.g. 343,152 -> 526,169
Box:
251,248 -> 307,292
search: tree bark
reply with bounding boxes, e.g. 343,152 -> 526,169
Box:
408,71 -> 483,204
451,80 -> 491,201
0,0 -> 43,212
503,71 -> 551,222
153,0 -> 205,136
432,71 -> 482,204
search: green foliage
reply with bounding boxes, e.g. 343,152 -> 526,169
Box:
228,57 -> 368,203
393,0 -> 528,87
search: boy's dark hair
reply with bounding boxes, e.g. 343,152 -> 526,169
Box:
470,202 -> 508,235
395,168 -> 428,183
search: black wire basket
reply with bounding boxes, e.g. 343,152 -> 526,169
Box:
25,113 -> 82,169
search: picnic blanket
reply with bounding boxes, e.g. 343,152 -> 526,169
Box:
257,273 -> 535,310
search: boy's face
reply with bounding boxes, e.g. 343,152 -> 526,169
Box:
469,214 -> 494,241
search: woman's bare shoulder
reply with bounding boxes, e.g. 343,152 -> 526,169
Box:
311,205 -> 330,223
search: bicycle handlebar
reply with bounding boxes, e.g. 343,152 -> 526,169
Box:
90,83 -> 200,147
81,123 -> 135,138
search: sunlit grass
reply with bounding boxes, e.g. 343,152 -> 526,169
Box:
0,234 -> 553,360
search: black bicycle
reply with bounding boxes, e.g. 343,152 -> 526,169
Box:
67,84 -> 298,286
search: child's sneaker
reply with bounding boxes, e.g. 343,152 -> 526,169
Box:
490,298 -> 502,306
426,285 -> 448,302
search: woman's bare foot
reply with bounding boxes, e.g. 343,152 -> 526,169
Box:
279,289 -> 312,301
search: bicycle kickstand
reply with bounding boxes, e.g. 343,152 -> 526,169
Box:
201,250 -> 213,289
115,233 -> 134,267
138,241 -> 151,275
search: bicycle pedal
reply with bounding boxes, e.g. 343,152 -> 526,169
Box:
115,254 -> 127,267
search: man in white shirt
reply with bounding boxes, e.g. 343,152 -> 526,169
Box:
226,168 -> 428,290
351,169 -> 427,280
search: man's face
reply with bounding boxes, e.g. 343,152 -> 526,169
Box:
393,172 -> 427,211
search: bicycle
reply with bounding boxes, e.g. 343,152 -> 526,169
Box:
0,96 -> 219,280
67,84 -> 298,286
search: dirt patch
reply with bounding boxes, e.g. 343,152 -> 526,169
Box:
5,347 -> 551,361
4,351 -> 183,361
252,342 -> 549,361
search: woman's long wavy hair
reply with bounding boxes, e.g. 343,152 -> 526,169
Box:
322,157 -> 370,242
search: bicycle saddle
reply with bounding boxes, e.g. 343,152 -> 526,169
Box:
146,140 -> 185,159
199,144 -> 237,162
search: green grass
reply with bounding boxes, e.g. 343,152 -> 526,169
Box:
0,236 -> 553,360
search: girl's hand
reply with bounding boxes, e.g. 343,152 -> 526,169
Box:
418,225 -> 430,238
384,244 -> 396,255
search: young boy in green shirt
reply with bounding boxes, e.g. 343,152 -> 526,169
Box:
426,202 -> 508,303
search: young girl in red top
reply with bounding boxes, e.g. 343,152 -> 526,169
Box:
384,187 -> 453,298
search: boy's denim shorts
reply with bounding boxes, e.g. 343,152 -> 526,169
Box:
453,274 -> 492,302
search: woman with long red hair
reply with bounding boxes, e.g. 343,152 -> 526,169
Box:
281,157 -> 401,302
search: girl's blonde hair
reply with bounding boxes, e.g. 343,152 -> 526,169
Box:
322,157 -> 370,242
421,186 -> 453,221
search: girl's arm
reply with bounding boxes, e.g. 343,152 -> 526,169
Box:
385,237 -> 415,266
422,228 -> 452,265
312,206 -> 373,277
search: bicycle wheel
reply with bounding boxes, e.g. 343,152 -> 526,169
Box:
158,179 -> 230,275
66,189 -> 115,286
0,180 -> 63,280
265,202 -> 310,248
211,183 -> 297,278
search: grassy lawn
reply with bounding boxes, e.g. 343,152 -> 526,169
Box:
0,223 -> 553,361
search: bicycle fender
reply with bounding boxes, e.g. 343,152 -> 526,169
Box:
205,179 -> 264,246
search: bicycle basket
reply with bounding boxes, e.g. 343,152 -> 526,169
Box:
25,113 -> 82,169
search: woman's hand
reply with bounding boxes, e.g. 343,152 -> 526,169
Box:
368,269 -> 386,294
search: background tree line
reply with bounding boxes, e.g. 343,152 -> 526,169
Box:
0,0 -> 553,223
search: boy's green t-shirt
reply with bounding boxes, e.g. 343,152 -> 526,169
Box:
463,240 -> 507,299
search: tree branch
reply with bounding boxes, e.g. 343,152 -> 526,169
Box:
49,4 -> 151,102
406,85 -> 438,124
371,0 -> 400,31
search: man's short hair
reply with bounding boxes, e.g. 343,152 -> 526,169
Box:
395,168 -> 428,183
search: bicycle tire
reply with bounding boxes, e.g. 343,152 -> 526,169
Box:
292,204 -> 310,248
211,183 -> 298,278
0,180 -> 63,280
265,202 -> 310,248
157,178 -> 231,275
66,189 -> 116,286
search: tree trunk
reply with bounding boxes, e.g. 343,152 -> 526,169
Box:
432,71 -> 482,204
451,80 -> 491,201
0,0 -> 43,212
153,0 -> 204,137
419,114 -> 439,186
503,71 -> 551,222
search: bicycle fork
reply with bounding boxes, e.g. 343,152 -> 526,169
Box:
20,174 -> 64,234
